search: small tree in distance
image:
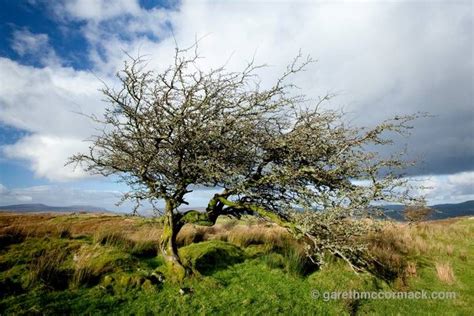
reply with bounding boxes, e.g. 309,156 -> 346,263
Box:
69,43 -> 422,280
404,205 -> 433,224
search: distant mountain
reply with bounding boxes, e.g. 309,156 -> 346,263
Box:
1,201 -> 472,220
0,203 -> 110,213
383,200 -> 474,221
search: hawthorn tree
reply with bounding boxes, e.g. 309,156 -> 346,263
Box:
404,205 -> 433,224
69,44 -> 421,279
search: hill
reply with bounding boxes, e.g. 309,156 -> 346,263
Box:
0,203 -> 110,213
383,200 -> 474,221
0,213 -> 472,314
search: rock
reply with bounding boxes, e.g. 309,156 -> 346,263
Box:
149,271 -> 165,284
179,287 -> 193,295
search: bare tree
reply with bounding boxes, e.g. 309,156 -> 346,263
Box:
69,44 -> 422,279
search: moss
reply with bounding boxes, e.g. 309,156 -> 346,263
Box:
178,240 -> 244,275
162,260 -> 187,283
216,197 -> 298,233
180,211 -> 213,226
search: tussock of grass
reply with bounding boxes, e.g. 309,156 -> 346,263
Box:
130,240 -> 159,257
176,222 -> 294,251
0,226 -> 26,249
435,262 -> 455,284
28,247 -> 73,290
176,225 -> 207,246
72,245 -> 134,287
179,240 -> 244,275
93,230 -> 133,248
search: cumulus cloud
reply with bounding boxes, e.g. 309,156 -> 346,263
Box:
2,134 -> 90,181
0,58 -> 105,180
0,58 -> 103,135
53,0 -> 142,22
10,29 -> 60,66
416,171 -> 474,204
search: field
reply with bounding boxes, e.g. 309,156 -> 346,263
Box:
0,212 -> 472,315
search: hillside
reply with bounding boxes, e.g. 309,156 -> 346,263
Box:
383,200 -> 474,221
0,212 -> 472,315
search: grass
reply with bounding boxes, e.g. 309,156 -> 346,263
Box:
0,212 -> 473,315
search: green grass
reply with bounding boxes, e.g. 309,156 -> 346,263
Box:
0,214 -> 473,315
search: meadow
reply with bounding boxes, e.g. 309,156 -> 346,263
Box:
0,212 -> 472,315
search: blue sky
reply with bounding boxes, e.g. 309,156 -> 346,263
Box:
0,0 -> 472,211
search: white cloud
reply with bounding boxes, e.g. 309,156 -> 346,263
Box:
0,58 -> 105,181
10,29 -> 60,66
11,29 -> 49,56
0,58 -> 103,135
54,0 -> 142,22
0,183 -> 7,194
414,172 -> 474,204
2,134 -> 90,181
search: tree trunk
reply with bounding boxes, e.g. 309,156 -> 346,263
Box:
159,199 -> 188,282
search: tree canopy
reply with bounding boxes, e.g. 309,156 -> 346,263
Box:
69,44 -> 422,279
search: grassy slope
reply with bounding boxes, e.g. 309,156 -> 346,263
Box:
0,213 -> 472,315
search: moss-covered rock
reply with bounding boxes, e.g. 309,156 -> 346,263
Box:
178,240 -> 244,275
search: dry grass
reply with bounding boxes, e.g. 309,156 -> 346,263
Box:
177,225 -> 208,246
446,244 -> 454,256
0,213 -> 162,243
458,250 -> 468,261
435,262 -> 455,284
175,222 -> 294,251
366,217 -> 472,285
405,262 -> 417,277
368,218 -> 470,260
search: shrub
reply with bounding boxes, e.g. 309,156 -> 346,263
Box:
404,206 -> 433,224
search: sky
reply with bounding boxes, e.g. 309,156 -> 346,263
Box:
0,0 -> 472,212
